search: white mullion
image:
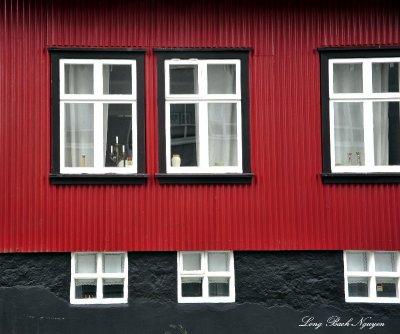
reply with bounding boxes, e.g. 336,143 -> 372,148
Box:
363,59 -> 372,94
363,101 -> 374,168
93,61 -> 102,97
369,252 -> 377,299
203,252 -> 208,298
198,61 -> 207,96
93,102 -> 103,170
97,253 -> 103,300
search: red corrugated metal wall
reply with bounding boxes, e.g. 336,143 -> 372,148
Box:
1,0 -> 400,252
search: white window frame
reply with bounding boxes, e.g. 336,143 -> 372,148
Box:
60,59 -> 137,174
344,251 -> 400,303
70,252 -> 128,305
329,57 -> 400,173
165,59 -> 243,174
177,251 -> 235,303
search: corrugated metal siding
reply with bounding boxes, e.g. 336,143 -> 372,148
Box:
1,0 -> 400,252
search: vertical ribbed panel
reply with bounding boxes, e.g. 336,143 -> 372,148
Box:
1,0 -> 400,252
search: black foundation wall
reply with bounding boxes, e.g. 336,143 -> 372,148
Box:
0,251 -> 399,334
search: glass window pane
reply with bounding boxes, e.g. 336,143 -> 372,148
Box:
333,63 -> 363,93
209,277 -> 230,297
376,278 -> 397,298
208,103 -> 238,167
75,254 -> 97,273
64,103 -> 94,168
207,64 -> 236,94
181,277 -> 202,297
372,63 -> 400,93
103,254 -> 124,273
348,277 -> 369,297
103,64 -> 132,95
373,102 -> 400,166
75,279 -> 97,299
375,252 -> 396,272
347,252 -> 368,271
334,102 -> 364,166
65,64 -> 93,94
208,252 -> 230,272
170,65 -> 198,94
104,104 -> 133,168
182,253 -> 201,271
103,279 -> 124,298
170,104 -> 198,167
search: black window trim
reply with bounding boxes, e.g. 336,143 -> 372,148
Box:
319,46 -> 400,184
49,48 -> 148,185
155,49 -> 253,185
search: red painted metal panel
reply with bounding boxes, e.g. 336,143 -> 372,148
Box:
1,0 -> 400,252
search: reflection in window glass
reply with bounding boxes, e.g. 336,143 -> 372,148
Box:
170,104 -> 198,167
333,63 -> 363,93
209,277 -> 230,297
208,103 -> 237,167
182,277 -> 203,297
103,65 -> 132,95
208,252 -> 229,272
170,65 -> 198,94
348,277 -> 369,297
182,253 -> 201,271
64,103 -> 94,168
373,102 -> 400,166
76,254 -> 97,273
208,64 -> 236,94
103,254 -> 124,273
334,102 -> 364,166
65,64 -> 94,94
376,278 -> 397,298
375,253 -> 396,272
347,252 -> 368,272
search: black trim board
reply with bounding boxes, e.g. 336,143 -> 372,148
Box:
155,173 -> 254,185
321,173 -> 400,184
156,50 -> 252,184
49,49 -> 146,185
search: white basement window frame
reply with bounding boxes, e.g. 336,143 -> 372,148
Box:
177,251 -> 235,303
59,59 -> 138,174
344,251 -> 400,303
70,252 -> 128,305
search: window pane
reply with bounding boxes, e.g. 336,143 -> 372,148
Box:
333,63 -> 363,93
375,252 -> 396,272
104,104 -> 133,168
207,64 -> 236,94
170,65 -> 198,94
373,102 -> 400,166
209,277 -> 230,297
347,252 -> 368,271
103,254 -> 124,273
372,63 -> 400,93
334,102 -> 364,166
376,278 -> 397,298
64,103 -> 94,168
65,64 -> 93,94
103,279 -> 124,298
208,252 -> 229,272
170,104 -> 198,167
208,103 -> 238,167
75,279 -> 97,299
103,64 -> 132,95
181,277 -> 202,297
76,254 -> 97,273
348,277 -> 369,297
182,253 -> 201,271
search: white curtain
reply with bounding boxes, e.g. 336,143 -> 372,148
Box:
65,65 -> 94,167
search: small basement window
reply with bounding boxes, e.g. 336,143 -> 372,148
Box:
70,252 -> 128,304
344,251 -> 400,303
177,251 -> 235,303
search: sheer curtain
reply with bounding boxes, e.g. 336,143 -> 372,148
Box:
65,64 -> 94,167
207,65 -> 237,167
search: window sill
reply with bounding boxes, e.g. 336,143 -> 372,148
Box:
50,173 -> 149,185
321,173 -> 400,184
155,173 -> 254,185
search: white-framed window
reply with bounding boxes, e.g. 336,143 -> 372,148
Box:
344,251 -> 400,303
60,59 -> 137,174
70,252 -> 128,305
328,57 -> 400,173
177,251 -> 235,303
165,59 -> 242,173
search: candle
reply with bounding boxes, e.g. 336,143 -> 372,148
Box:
122,145 -> 125,153
116,136 -> 118,144
110,145 -> 113,153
